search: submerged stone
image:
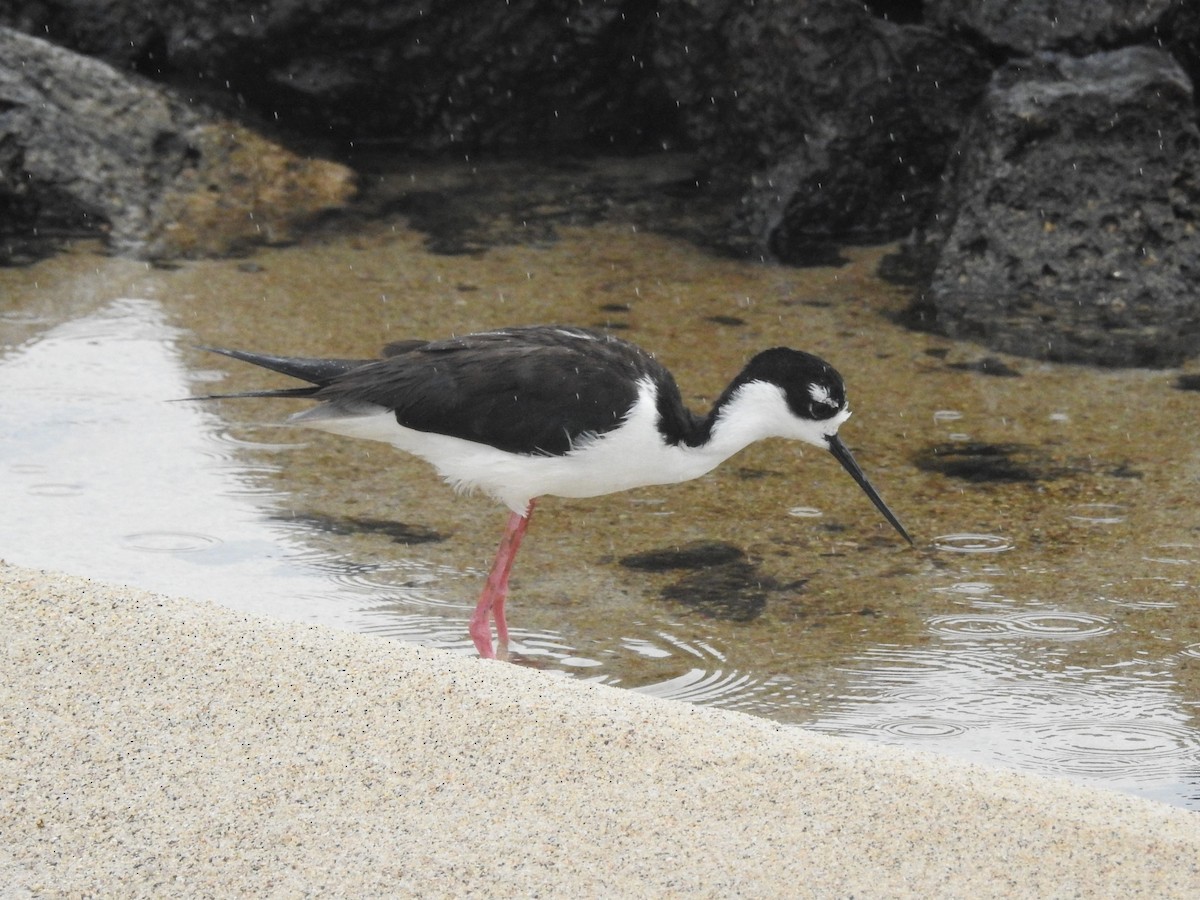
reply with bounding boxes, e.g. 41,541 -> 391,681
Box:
620,541 -> 746,572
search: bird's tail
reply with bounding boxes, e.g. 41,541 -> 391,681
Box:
186,346 -> 375,401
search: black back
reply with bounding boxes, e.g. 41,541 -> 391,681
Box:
314,327 -> 703,455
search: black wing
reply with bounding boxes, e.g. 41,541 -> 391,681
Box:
193,347 -> 379,399
316,327 -> 683,455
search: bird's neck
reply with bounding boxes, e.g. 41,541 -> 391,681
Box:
700,380 -> 797,455
651,378 -> 790,466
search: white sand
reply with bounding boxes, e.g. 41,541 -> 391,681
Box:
2,561 -> 1198,898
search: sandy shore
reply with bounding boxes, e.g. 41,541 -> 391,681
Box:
2,561 -> 1198,897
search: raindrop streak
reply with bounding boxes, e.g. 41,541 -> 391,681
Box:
8,464 -> 47,475
27,482 -> 86,497
211,425 -> 309,453
926,614 -> 1012,637
322,570 -> 456,608
122,531 -> 224,553
933,581 -> 995,597
620,637 -> 674,660
808,644 -> 1200,809
358,612 -> 487,653
559,657 -> 604,669
932,533 -> 1015,553
878,718 -> 968,739
1013,612 -> 1115,639
1143,544 -> 1198,566
199,464 -> 284,496
637,667 -> 757,705
612,633 -> 789,715
1097,594 -> 1176,611
1066,503 -> 1128,525
928,611 -> 1114,641
0,311 -> 52,325
1007,721 -> 1200,780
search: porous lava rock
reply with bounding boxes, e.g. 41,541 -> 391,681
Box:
0,27 -> 355,262
900,47 -> 1200,367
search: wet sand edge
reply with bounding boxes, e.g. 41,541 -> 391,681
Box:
2,560 -> 1197,896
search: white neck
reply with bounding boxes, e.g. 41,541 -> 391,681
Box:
700,380 -> 850,461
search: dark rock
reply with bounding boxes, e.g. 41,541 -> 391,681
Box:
370,154 -> 701,256
0,1 -> 673,152
621,541 -> 777,621
914,441 -> 1144,483
620,540 -> 746,572
1166,1 -> 1200,87
659,560 -> 770,623
0,26 -> 354,262
926,0 -> 1176,56
898,48 -> 1200,367
4,0 -> 1196,299
945,357 -> 1023,377
272,512 -> 445,545
147,123 -> 356,258
653,0 -> 990,260
913,443 -> 1042,483
1,25 -> 183,259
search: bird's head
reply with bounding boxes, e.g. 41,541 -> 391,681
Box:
724,348 -> 912,545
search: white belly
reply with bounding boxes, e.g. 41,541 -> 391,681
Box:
291,390 -> 729,515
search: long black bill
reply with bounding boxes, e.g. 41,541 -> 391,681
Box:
826,434 -> 913,545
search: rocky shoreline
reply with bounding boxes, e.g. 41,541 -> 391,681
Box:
3,3 -> 1198,359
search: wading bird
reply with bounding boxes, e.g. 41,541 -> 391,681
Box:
199,326 -> 911,659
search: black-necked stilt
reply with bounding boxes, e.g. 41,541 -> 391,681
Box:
198,325 -> 911,658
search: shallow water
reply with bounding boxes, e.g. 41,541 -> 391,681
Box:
2,155 -> 1198,809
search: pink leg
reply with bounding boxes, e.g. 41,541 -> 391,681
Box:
468,500 -> 535,660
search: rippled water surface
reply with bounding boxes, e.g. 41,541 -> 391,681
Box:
2,156 -> 1198,810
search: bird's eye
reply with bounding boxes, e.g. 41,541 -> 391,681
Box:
807,382 -> 840,414
812,403 -> 838,420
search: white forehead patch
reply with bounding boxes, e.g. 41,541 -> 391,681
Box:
808,382 -> 837,409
